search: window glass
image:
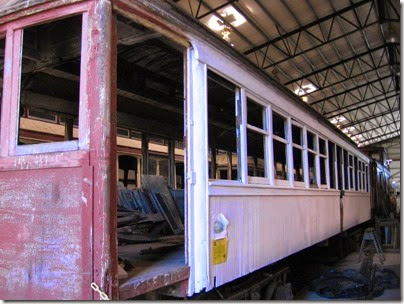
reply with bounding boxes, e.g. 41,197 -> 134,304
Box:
293,147 -> 304,182
320,156 -> 327,185
247,129 -> 266,177
292,125 -> 302,145
307,131 -> 316,150
247,99 -> 264,129
272,112 -> 286,139
354,156 -> 358,190
207,71 -> 238,180
273,140 -> 287,180
365,165 -> 369,192
343,150 -> 349,190
328,141 -> 336,188
18,15 -> 82,146
308,152 -> 317,186
319,138 -> 326,155
336,145 -> 343,190
247,98 -> 266,178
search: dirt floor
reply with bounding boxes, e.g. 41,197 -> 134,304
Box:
295,248 -> 401,300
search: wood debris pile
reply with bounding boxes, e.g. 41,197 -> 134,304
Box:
117,175 -> 184,254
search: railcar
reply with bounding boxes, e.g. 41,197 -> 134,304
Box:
0,0 -> 372,300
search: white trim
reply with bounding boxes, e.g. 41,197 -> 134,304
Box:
186,46 -> 209,294
15,140 -> 79,155
287,116 -> 294,187
246,123 -> 269,135
238,87 -> 248,183
266,105 -> 274,186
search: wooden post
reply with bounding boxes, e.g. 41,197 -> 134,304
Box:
227,150 -> 232,180
142,132 -> 149,175
64,117 -> 74,140
210,147 -> 217,179
87,1 -> 118,299
168,139 -> 175,188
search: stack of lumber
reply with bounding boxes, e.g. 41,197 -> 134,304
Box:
117,176 -> 184,257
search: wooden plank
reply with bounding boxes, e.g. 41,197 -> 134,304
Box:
0,150 -> 89,172
142,175 -> 184,234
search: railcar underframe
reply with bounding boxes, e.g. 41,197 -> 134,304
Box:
0,0 -> 371,300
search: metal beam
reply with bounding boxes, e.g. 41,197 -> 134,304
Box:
196,0 -> 238,19
325,92 -> 399,118
310,74 -> 393,105
341,107 -> 400,128
263,21 -> 379,70
352,120 -> 400,136
284,44 -> 386,86
243,0 -> 372,55
367,135 -> 400,146
359,130 -> 400,143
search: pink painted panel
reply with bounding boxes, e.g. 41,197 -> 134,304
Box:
342,192 -> 371,230
0,166 -> 93,300
209,190 -> 341,289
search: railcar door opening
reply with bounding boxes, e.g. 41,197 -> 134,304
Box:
113,13 -> 188,299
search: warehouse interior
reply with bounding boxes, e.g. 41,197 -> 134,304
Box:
0,0 -> 400,300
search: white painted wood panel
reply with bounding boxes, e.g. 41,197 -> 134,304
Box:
342,192 -> 371,230
208,191 -> 341,289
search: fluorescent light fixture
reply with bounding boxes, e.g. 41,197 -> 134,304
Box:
294,83 -> 318,96
330,116 -> 347,124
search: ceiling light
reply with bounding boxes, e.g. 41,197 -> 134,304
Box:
220,6 -> 246,27
342,126 -> 354,133
221,26 -> 231,39
207,5 -> 246,33
302,96 -> 308,102
208,16 -> 225,31
385,25 -> 399,44
330,116 -> 346,124
294,83 -> 318,96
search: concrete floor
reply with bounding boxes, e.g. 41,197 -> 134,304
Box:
295,249 -> 401,300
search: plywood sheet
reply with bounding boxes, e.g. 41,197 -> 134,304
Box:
0,166 -> 93,300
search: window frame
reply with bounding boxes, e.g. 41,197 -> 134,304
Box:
291,121 -> 306,188
271,109 -> 290,187
306,129 -> 319,188
318,136 -> 329,189
245,93 -> 271,185
0,3 -> 91,157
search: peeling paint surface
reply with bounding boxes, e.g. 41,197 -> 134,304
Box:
0,166 -> 93,300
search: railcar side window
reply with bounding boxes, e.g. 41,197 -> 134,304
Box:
362,162 -> 366,192
319,138 -> 327,185
207,70 -> 239,181
358,160 -> 363,191
354,156 -> 358,191
292,124 -> 304,182
17,15 -> 82,147
246,98 -> 267,178
365,165 -> 369,192
343,150 -> 349,190
336,145 -> 343,190
328,141 -> 336,189
348,154 -> 354,189
307,131 -> 317,187
272,111 -> 288,180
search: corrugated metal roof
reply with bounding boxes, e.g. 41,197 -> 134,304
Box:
174,0 -> 400,147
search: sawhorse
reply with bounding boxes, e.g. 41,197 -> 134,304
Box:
358,227 -> 385,264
